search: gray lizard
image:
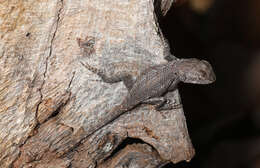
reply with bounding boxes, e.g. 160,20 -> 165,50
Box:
80,57 -> 216,137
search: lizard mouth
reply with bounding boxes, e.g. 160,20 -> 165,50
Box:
205,70 -> 216,83
184,74 -> 216,84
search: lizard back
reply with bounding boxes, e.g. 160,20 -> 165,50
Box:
123,62 -> 178,108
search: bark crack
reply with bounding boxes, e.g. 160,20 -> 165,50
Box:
34,0 -> 64,131
39,71 -> 75,124
13,0 -> 65,164
14,0 -> 64,156
67,71 -> 75,91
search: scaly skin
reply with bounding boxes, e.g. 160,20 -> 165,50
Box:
81,58 -> 216,137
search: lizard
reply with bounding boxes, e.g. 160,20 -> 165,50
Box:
80,57 -> 216,137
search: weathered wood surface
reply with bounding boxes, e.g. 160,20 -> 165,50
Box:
0,0 -> 194,167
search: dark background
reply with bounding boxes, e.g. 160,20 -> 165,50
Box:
160,0 -> 260,167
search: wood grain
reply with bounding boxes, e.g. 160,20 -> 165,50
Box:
0,0 -> 194,167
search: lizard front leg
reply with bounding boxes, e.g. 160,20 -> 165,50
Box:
142,97 -> 167,105
155,101 -> 183,110
143,96 -> 182,111
80,61 -> 135,90
80,61 -> 124,83
142,97 -> 170,111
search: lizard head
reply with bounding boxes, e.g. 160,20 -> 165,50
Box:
176,58 -> 216,84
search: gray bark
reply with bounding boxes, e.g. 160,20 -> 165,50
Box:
0,0 -> 194,167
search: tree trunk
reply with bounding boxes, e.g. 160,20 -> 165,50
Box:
0,0 -> 194,167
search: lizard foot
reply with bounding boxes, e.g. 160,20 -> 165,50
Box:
155,103 -> 183,111
142,97 -> 181,111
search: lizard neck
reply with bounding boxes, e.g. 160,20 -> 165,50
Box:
168,58 -> 180,68
169,59 -> 185,82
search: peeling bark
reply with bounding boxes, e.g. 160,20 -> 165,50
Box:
0,0 -> 194,167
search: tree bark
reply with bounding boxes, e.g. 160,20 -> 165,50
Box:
0,0 -> 194,167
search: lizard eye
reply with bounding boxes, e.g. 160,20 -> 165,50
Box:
199,69 -> 207,78
180,75 -> 186,81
